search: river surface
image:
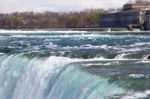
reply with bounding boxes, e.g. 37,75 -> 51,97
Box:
0,30 -> 150,99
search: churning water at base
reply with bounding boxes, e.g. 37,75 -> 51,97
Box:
1,31 -> 150,99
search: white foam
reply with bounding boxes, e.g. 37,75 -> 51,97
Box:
122,93 -> 147,99
0,53 -> 5,55
115,53 -> 129,59
0,30 -> 87,34
10,35 -> 28,38
137,60 -> 150,63
45,42 -> 58,48
122,48 -> 142,52
134,42 -> 150,46
61,44 -> 114,50
54,30 -> 87,33
0,30 -> 49,34
128,74 -> 145,78
122,90 -> 150,99
84,62 -> 112,67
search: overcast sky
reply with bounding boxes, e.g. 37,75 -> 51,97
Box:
0,0 -> 129,13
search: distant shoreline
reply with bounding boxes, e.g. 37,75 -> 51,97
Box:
0,28 -> 128,31
1,28 -> 150,34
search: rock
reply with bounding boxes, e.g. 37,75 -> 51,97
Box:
147,54 -> 150,59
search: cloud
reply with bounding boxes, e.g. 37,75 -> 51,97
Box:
0,0 -> 129,13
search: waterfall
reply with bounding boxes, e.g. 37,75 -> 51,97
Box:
0,54 -> 126,99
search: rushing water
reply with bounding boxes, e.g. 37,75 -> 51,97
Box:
1,30 -> 150,99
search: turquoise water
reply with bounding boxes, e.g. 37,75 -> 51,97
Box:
0,31 -> 150,99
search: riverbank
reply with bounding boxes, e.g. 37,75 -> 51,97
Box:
0,28 -> 128,31
1,28 -> 150,34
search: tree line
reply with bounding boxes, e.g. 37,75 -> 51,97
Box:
0,9 -> 107,29
0,0 -> 149,29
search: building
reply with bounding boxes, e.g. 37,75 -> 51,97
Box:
99,1 -> 150,30
145,10 -> 150,30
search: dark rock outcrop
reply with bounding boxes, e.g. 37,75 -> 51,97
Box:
147,54 -> 150,59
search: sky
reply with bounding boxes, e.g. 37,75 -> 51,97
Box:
0,0 -> 129,13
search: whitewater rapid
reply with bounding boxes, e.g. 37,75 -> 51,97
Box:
0,31 -> 150,99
